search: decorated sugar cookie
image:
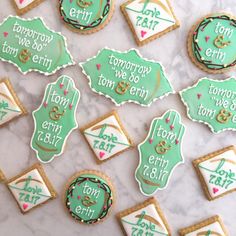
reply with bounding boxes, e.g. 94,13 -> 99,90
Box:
135,110 -> 185,196
79,48 -> 174,106
188,13 -> 236,73
121,0 -> 180,46
117,198 -> 171,236
0,78 -> 27,126
31,75 -> 80,163
179,215 -> 228,236
59,0 -> 115,34
64,170 -> 115,224
81,111 -> 133,163
180,77 -> 236,133
193,146 -> 236,201
12,0 -> 45,15
0,16 -> 74,75
7,163 -> 57,214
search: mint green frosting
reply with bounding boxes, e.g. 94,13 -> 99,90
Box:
191,13 -> 236,71
80,48 -> 173,106
59,0 -> 113,32
65,173 -> 113,224
31,75 -> 80,163
0,16 -> 73,75
180,77 -> 236,133
135,110 -> 185,196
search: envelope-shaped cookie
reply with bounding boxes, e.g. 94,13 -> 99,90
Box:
7,163 -> 57,214
179,216 -> 228,236
12,0 -> 45,15
0,78 -> 27,126
81,111 -> 133,163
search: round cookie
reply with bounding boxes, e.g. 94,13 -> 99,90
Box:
64,170 -> 115,224
187,13 -> 236,73
59,0 -> 115,34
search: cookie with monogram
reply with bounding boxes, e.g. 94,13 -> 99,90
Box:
81,111 -> 133,164
188,13 -> 236,73
31,75 -> 80,163
79,48 -> 174,106
0,78 -> 27,126
59,0 -> 115,34
180,77 -> 236,133
0,16 -> 74,75
121,0 -> 180,46
64,170 -> 115,224
12,0 -> 45,15
179,215 -> 228,236
117,197 -> 171,236
135,110 -> 185,196
193,146 -> 236,201
7,163 -> 57,214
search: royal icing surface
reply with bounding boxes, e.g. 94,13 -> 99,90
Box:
8,166 -> 54,213
189,13 -> 236,73
197,147 -> 236,199
180,77 -> 236,133
0,80 -> 23,126
65,172 -> 114,224
184,222 -> 226,236
59,0 -> 114,33
122,0 -> 179,44
0,16 -> 74,75
83,112 -> 132,162
79,48 -> 174,106
31,75 -> 80,163
14,0 -> 35,9
135,110 -> 185,196
121,203 -> 169,236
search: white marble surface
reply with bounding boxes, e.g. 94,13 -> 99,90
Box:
0,0 -> 236,235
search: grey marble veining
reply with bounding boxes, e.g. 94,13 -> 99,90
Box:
0,0 -> 236,235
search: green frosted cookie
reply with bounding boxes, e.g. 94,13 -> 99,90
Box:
79,48 -> 174,106
180,77 -> 236,133
59,0 -> 115,34
0,16 -> 74,75
31,75 -> 80,163
135,110 -> 185,196
188,13 -> 236,73
65,170 -> 115,224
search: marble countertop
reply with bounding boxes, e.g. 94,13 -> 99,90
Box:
0,0 -> 236,235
